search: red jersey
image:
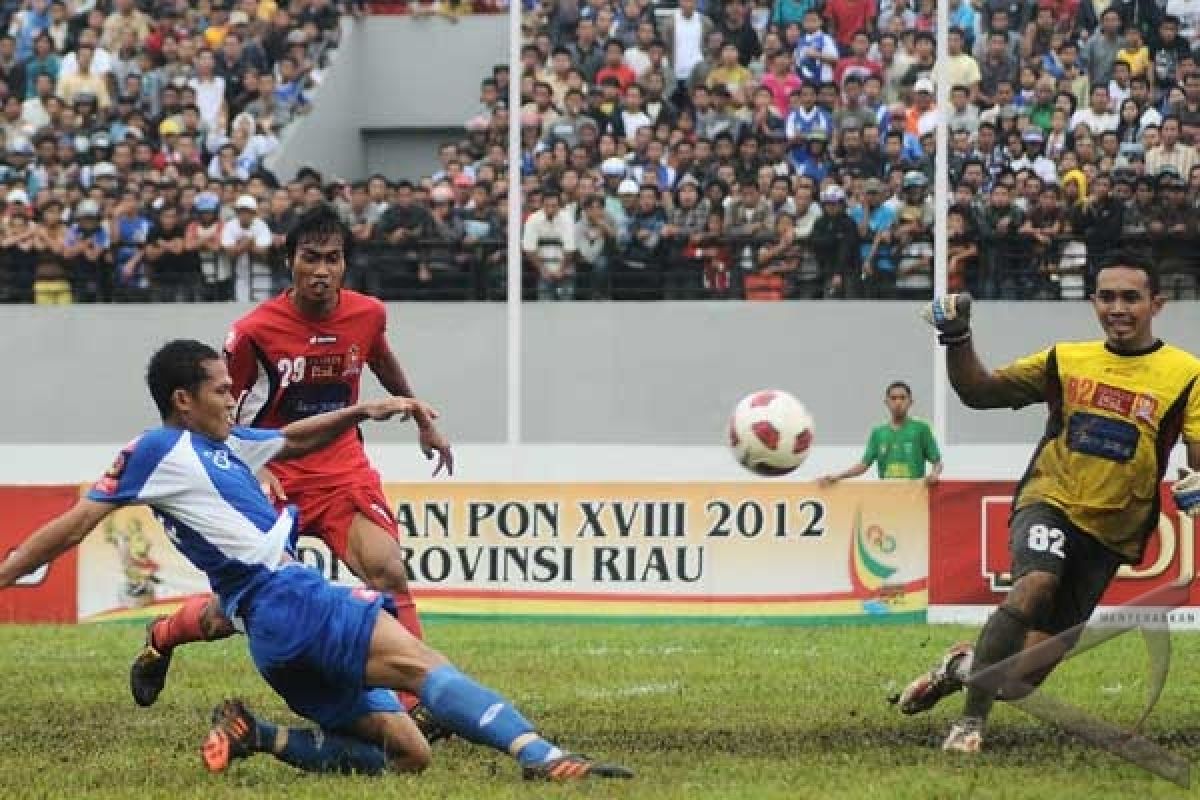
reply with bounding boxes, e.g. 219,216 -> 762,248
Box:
225,289 -> 387,492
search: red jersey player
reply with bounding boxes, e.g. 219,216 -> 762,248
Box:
130,205 -> 453,717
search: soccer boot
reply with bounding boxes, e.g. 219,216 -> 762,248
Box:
202,698 -> 257,773
894,642 -> 974,715
522,753 -> 635,781
130,616 -> 173,707
409,702 -> 452,744
942,717 -> 984,753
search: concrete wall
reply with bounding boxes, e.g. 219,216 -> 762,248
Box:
267,19 -> 365,182
357,16 -> 506,129
1,304 -> 506,444
6,301 -> 1198,447
268,15 -> 506,182
520,302 -> 933,445
363,128 -> 464,183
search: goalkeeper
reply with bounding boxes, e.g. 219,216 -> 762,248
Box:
896,249 -> 1200,753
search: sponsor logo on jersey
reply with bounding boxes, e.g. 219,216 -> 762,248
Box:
308,354 -> 345,380
204,449 -> 232,469
1091,382 -> 1135,416
343,344 -> 362,378
1068,377 -> 1159,424
1133,393 -> 1159,423
309,334 -> 338,345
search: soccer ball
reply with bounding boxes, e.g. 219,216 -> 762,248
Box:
728,390 -> 814,476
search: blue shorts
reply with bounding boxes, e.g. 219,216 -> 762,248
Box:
241,565 -> 402,731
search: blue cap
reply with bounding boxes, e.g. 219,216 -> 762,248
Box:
193,191 -> 220,212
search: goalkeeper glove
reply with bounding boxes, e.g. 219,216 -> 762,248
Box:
920,293 -> 973,346
1172,468 -> 1200,517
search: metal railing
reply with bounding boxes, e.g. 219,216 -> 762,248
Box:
974,233 -> 1199,301
0,234 -> 957,303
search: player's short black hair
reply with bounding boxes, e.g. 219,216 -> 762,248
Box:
886,380 -> 912,398
146,339 -> 220,420
285,202 -> 353,266
1096,248 -> 1160,294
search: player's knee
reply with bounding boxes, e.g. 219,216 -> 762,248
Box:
360,555 -> 410,594
200,598 -> 236,640
387,741 -> 432,774
1006,572 -> 1059,628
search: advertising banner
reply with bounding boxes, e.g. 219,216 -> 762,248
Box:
928,481 -> 1198,627
77,482 -> 929,624
0,486 -> 79,623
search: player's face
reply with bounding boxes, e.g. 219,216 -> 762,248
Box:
181,359 -> 236,441
291,233 -> 346,303
886,389 -> 911,419
1092,267 -> 1164,352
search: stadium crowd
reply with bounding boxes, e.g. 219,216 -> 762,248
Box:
8,0 -> 1200,303
936,1 -> 1200,300
0,0 -> 511,302
0,0 -> 412,304
515,0 -> 940,300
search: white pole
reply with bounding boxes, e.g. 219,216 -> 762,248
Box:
506,0 -> 522,448
933,0 -> 950,448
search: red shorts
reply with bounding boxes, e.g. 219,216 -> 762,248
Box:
292,479 -> 398,563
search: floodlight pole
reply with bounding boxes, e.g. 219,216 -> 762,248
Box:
933,0 -> 950,448
507,0 -> 522,448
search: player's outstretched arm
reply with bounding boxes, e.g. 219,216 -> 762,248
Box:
921,294 -> 1034,410
275,398 -> 439,462
0,499 -> 114,589
818,461 -> 870,486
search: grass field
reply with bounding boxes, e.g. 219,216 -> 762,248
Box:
2,621 -> 1199,799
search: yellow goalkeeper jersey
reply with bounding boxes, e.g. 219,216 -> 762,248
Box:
994,340 -> 1200,562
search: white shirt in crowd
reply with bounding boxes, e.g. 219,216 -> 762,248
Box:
221,215 -> 273,302
59,46 -> 115,77
190,75 -> 227,131
522,208 -> 577,275
672,8 -> 705,81
1068,108 -> 1118,134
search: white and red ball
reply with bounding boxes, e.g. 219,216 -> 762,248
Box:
728,390 -> 814,476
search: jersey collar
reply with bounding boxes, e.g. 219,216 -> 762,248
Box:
1104,338 -> 1163,357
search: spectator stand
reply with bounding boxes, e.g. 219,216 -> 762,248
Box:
942,2 -> 1200,298
513,0 -> 942,300
0,0 -> 511,303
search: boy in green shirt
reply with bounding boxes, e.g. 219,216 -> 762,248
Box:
819,381 -> 943,485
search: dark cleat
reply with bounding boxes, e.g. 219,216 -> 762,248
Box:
130,617 -> 173,707
409,702 -> 453,744
523,753 -> 635,781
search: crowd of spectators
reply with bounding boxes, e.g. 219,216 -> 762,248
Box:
12,0 -> 1200,304
942,0 -> 1200,300
0,0 -> 520,303
0,0 -> 364,303
515,0 -> 940,300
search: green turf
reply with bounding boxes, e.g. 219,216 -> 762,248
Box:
2,622 -> 1198,799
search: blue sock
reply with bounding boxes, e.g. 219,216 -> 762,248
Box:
273,728 -> 388,775
419,664 -> 554,765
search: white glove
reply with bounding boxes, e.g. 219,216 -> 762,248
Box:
1172,468 -> 1200,517
919,293 -> 973,346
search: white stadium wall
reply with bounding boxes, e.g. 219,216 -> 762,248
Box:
2,301 -> 1198,481
266,15 -> 508,182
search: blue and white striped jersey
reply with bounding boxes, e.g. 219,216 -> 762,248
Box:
87,425 -> 297,618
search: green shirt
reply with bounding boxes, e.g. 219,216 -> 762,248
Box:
862,418 -> 941,479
